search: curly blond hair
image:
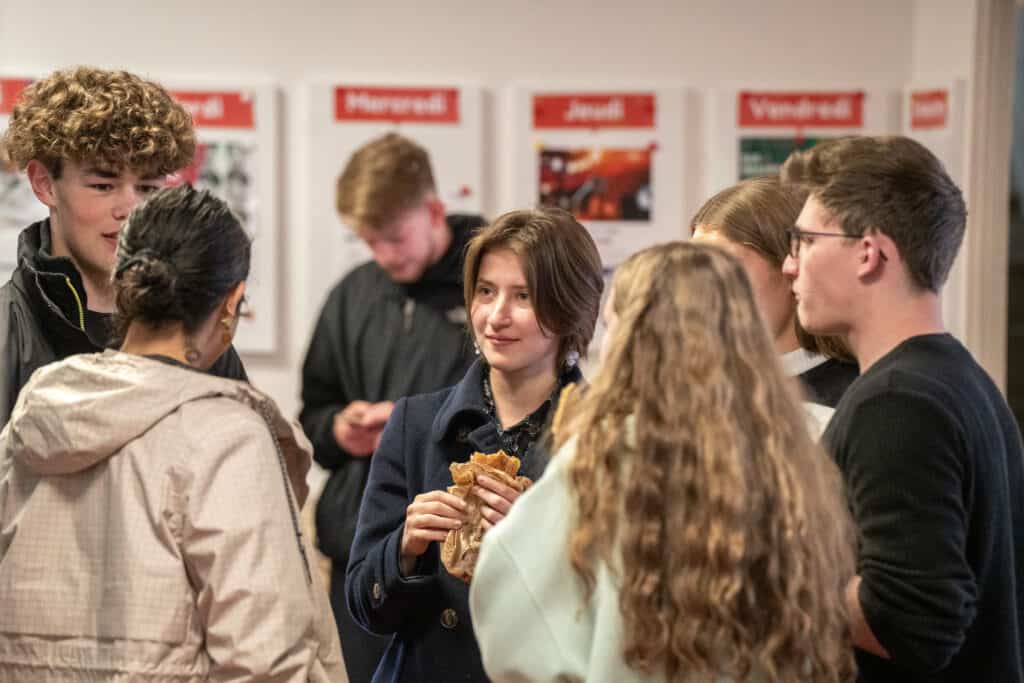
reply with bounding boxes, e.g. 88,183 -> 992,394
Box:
2,66 -> 195,178
555,242 -> 857,683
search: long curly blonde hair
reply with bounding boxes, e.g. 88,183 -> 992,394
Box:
2,66 -> 195,178
555,242 -> 856,683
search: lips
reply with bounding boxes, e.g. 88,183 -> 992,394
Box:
485,335 -> 518,345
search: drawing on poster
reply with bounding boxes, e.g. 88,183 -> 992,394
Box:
538,147 -> 652,222
174,141 -> 257,229
738,137 -> 829,179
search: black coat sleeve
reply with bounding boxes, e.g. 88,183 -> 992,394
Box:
345,397 -> 441,636
299,285 -> 357,470
839,392 -> 976,673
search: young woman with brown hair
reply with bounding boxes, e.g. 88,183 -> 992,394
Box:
345,207 -> 604,683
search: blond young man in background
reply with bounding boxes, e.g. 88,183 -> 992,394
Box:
300,132 -> 485,682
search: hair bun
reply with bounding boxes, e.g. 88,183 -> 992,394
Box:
114,250 -> 180,321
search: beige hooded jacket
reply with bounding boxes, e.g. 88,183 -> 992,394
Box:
0,350 -> 344,681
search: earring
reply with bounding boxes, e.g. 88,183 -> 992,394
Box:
564,350 -> 580,369
473,339 -> 481,356
220,316 -> 234,345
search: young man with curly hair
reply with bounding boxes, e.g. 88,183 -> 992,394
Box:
0,66 -> 247,425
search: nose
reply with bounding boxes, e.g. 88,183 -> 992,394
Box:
112,186 -> 143,221
782,253 -> 799,278
372,242 -> 400,268
487,293 -> 512,327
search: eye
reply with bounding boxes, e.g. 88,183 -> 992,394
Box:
138,184 -> 162,195
516,291 -> 531,302
475,284 -> 494,297
90,183 -> 113,192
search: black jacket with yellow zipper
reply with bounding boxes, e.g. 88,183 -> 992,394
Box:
0,219 -> 248,426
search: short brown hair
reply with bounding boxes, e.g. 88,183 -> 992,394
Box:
691,176 -> 853,361
463,208 -> 604,365
336,133 -> 436,230
2,66 -> 195,178
781,135 -> 966,292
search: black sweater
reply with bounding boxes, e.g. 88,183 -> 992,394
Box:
823,334 -> 1024,682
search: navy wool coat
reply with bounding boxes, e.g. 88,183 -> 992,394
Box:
345,360 -> 580,682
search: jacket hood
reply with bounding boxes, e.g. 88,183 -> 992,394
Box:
2,350 -> 311,501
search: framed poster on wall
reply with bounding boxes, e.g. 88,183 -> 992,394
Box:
705,87 -> 901,198
0,76 -> 46,284
164,85 -> 281,355
506,85 -> 687,268
302,81 -> 485,314
903,80 -> 967,341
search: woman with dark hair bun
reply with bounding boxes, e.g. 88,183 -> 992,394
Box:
0,185 -> 343,681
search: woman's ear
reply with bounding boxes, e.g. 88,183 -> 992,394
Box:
224,280 -> 247,318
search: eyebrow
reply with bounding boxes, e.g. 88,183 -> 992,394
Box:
476,278 -> 527,290
83,168 -> 120,178
83,168 -> 164,182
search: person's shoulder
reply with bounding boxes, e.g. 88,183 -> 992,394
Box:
446,213 -> 487,232
331,260 -> 393,297
401,383 -> 459,417
175,394 -> 270,447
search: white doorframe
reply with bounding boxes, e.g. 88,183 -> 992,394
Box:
964,0 -> 1016,391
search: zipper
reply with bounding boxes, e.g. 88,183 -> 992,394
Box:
62,276 -> 86,332
403,297 -> 415,333
258,402 -> 313,585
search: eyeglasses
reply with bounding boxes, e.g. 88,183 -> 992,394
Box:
785,228 -> 889,261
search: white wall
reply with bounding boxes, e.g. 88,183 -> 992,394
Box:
0,0 -> 919,417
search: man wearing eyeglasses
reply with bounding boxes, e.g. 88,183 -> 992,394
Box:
781,136 -> 1024,683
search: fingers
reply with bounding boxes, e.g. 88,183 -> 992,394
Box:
414,490 -> 469,513
341,401 -> 370,424
406,491 -> 468,528
363,401 -> 395,428
404,527 -> 454,543
474,475 -> 519,512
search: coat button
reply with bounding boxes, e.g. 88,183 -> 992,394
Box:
372,582 -> 382,601
440,608 -> 458,629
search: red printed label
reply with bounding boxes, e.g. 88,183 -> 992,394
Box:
171,90 -> 255,129
738,91 -> 864,128
533,93 -> 655,129
910,90 -> 948,129
0,78 -> 32,115
335,87 -> 459,123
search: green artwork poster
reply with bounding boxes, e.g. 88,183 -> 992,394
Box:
739,137 -> 828,179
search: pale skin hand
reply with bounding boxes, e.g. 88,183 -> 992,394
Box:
847,576 -> 891,658
332,400 -> 395,457
400,490 -> 468,576
473,474 -> 529,531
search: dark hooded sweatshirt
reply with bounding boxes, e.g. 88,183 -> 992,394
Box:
0,220 -> 248,426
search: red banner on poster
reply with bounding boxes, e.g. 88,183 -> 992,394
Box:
171,91 -> 255,129
533,94 -> 655,129
738,91 -> 864,128
910,90 -> 948,130
0,78 -> 31,115
335,87 -> 459,124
